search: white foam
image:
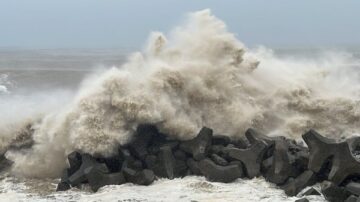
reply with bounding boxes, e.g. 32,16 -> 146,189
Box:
0,74 -> 10,94
0,176 -> 326,202
0,85 -> 8,94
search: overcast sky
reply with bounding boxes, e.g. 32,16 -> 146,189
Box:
0,0 -> 359,49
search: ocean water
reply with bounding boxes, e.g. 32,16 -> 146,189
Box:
1,10 -> 360,201
0,174 -> 325,202
0,48 -> 349,202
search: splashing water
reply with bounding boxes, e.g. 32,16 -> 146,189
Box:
2,9 -> 360,179
0,74 -> 11,94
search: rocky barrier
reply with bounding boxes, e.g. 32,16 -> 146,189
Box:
55,125 -> 360,202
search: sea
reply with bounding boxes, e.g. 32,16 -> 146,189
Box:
1,9 -> 360,202
2,47 -> 356,202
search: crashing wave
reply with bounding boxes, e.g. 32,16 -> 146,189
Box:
3,9 -> 360,178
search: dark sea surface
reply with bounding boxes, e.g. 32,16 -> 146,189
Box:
1,47 -> 359,94
0,49 -> 128,93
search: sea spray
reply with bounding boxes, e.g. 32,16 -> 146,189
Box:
0,74 -> 10,94
4,9 -> 360,178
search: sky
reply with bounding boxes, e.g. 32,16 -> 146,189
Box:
0,0 -> 359,49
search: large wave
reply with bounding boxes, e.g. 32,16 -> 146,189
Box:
3,9 -> 360,178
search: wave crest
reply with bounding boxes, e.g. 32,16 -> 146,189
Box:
5,9 -> 360,178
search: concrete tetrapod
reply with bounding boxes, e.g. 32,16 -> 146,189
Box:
67,151 -> 82,175
321,181 -> 351,202
345,195 -> 360,202
56,152 -> 83,191
128,124 -> 157,160
264,138 -> 304,185
227,141 -> 267,178
84,167 -> 126,192
346,182 -> 360,196
303,129 -> 360,185
152,146 -> 176,179
198,158 -> 243,183
123,167 -> 155,186
301,187 -> 321,196
245,128 -> 275,147
186,158 -> 202,176
68,154 -> 109,187
281,170 -> 317,196
180,127 -> 213,161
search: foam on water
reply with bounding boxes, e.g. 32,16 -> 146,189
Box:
0,175 -> 326,202
0,74 -> 10,94
0,86 -> 7,94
